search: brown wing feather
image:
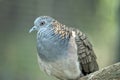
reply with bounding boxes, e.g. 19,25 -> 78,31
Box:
74,29 -> 99,75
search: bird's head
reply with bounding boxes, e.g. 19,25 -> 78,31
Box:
29,16 -> 55,33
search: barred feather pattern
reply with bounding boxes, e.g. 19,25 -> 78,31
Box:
74,29 -> 99,75
52,20 -> 99,75
52,20 -> 72,39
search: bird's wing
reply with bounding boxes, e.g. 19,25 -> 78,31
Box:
52,21 -> 99,74
74,29 -> 99,75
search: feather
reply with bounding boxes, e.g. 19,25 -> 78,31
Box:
74,29 -> 99,75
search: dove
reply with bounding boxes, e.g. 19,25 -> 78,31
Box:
29,16 -> 99,80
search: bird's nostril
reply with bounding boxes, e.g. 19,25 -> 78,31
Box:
33,28 -> 35,29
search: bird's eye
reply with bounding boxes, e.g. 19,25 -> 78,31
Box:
40,21 -> 45,26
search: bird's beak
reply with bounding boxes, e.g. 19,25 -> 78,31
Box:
29,26 -> 37,33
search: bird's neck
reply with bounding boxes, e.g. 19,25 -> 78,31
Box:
37,27 -> 71,62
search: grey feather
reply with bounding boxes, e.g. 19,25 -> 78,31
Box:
29,16 -> 99,80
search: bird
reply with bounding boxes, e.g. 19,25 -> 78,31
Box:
29,16 -> 99,80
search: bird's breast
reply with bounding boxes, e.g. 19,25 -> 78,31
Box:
37,29 -> 69,62
37,30 -> 82,79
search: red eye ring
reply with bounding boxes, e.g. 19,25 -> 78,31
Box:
40,21 -> 45,26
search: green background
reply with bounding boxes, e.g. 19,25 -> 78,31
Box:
0,0 -> 120,80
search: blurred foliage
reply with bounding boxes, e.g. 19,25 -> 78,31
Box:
117,2 -> 120,62
0,0 -> 119,80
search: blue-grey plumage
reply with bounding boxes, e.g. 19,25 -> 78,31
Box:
29,16 -> 99,80
37,27 -> 69,62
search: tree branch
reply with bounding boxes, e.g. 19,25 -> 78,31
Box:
79,62 -> 120,80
